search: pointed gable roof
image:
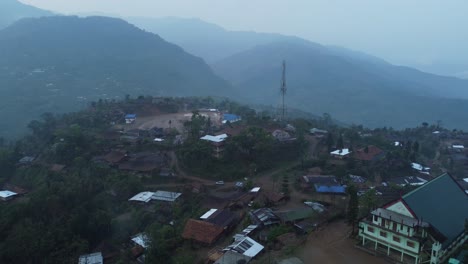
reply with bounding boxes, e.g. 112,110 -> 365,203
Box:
401,173 -> 468,247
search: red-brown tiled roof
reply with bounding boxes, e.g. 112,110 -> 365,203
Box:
354,145 -> 384,161
182,219 -> 224,244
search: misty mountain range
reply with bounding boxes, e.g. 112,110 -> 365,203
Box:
1,0 -> 468,138
0,0 -> 53,29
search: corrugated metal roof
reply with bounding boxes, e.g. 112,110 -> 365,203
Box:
78,252 -> 103,264
224,236 -> 264,258
128,192 -> 154,203
152,190 -> 181,202
131,233 -> 150,249
0,190 -> 17,198
314,185 -> 346,194
200,134 -> 228,143
250,187 -> 261,193
200,209 -> 218,219
330,149 -> 351,156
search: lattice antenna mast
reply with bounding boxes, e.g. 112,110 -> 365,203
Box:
280,60 -> 287,121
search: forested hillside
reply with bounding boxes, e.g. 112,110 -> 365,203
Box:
0,16 -> 232,138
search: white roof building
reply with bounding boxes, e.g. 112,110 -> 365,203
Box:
151,190 -> 181,202
132,233 -> 150,249
200,134 -> 228,143
78,252 -> 103,264
224,236 -> 264,258
128,191 -> 154,203
0,190 -> 18,200
200,209 -> 218,219
452,145 -> 465,149
411,162 -> 430,171
129,190 -> 181,203
330,148 -> 351,156
250,187 -> 261,193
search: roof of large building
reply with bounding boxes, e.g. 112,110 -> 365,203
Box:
402,173 -> 468,247
182,219 -> 224,244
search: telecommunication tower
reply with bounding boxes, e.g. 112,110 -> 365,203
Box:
279,60 -> 287,121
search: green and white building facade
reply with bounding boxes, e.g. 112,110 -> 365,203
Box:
358,173 -> 468,264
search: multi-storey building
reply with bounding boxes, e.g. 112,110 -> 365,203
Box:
358,173 -> 468,264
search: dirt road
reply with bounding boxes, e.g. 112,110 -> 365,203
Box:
298,220 -> 388,264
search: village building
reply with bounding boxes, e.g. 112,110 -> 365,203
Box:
411,162 -> 431,174
275,208 -> 315,224
125,114 -> 136,124
272,130 -> 295,142
118,152 -> 167,172
130,233 -> 149,262
102,150 -> 127,165
214,250 -> 251,264
222,113 -> 241,124
249,208 -> 280,227
358,173 -> 468,264
387,176 -> 428,187
182,219 -> 225,245
301,175 -> 345,194
128,190 -> 181,203
17,156 -> 35,166
223,235 -> 264,259
261,191 -> 286,206
78,252 -> 103,264
309,128 -> 328,137
200,134 -> 228,158
330,148 -> 351,159
0,190 -> 18,201
456,178 -> 468,194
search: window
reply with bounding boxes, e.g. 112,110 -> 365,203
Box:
393,236 -> 400,243
407,241 -> 415,248
367,226 -> 375,233
380,231 -> 387,238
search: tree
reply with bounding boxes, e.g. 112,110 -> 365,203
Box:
347,185 -> 359,235
337,134 -> 344,149
326,133 -> 334,152
361,189 -> 377,215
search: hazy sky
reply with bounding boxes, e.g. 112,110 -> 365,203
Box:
19,0 -> 468,68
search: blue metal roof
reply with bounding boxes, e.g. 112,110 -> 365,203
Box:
314,185 -> 346,194
223,114 -> 240,121
125,114 -> 136,119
